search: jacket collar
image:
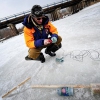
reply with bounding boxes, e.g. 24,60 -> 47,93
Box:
22,14 -> 49,29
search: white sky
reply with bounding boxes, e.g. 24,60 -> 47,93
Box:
0,0 -> 61,18
0,2 -> 100,100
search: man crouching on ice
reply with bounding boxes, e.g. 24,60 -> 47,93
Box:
22,5 -> 62,63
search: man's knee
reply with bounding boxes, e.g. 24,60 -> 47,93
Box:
28,48 -> 41,59
28,48 -> 45,63
46,43 -> 62,53
56,36 -> 62,45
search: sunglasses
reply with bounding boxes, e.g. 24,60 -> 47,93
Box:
36,17 -> 43,20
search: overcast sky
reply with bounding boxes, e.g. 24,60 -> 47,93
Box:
0,0 -> 61,19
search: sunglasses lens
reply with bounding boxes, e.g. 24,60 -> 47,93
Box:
37,18 -> 43,20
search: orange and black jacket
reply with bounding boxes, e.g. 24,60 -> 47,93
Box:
22,15 -> 58,48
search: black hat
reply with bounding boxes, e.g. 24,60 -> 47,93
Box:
31,5 -> 44,17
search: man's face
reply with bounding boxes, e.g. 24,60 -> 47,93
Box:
33,17 -> 44,25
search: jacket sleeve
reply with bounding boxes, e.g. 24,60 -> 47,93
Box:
47,21 -> 58,38
23,27 -> 36,48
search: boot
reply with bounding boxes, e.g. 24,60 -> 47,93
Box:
37,53 -> 45,63
25,53 -> 45,63
45,43 -> 62,57
45,49 -> 56,56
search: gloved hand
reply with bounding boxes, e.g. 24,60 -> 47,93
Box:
51,37 -> 57,43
